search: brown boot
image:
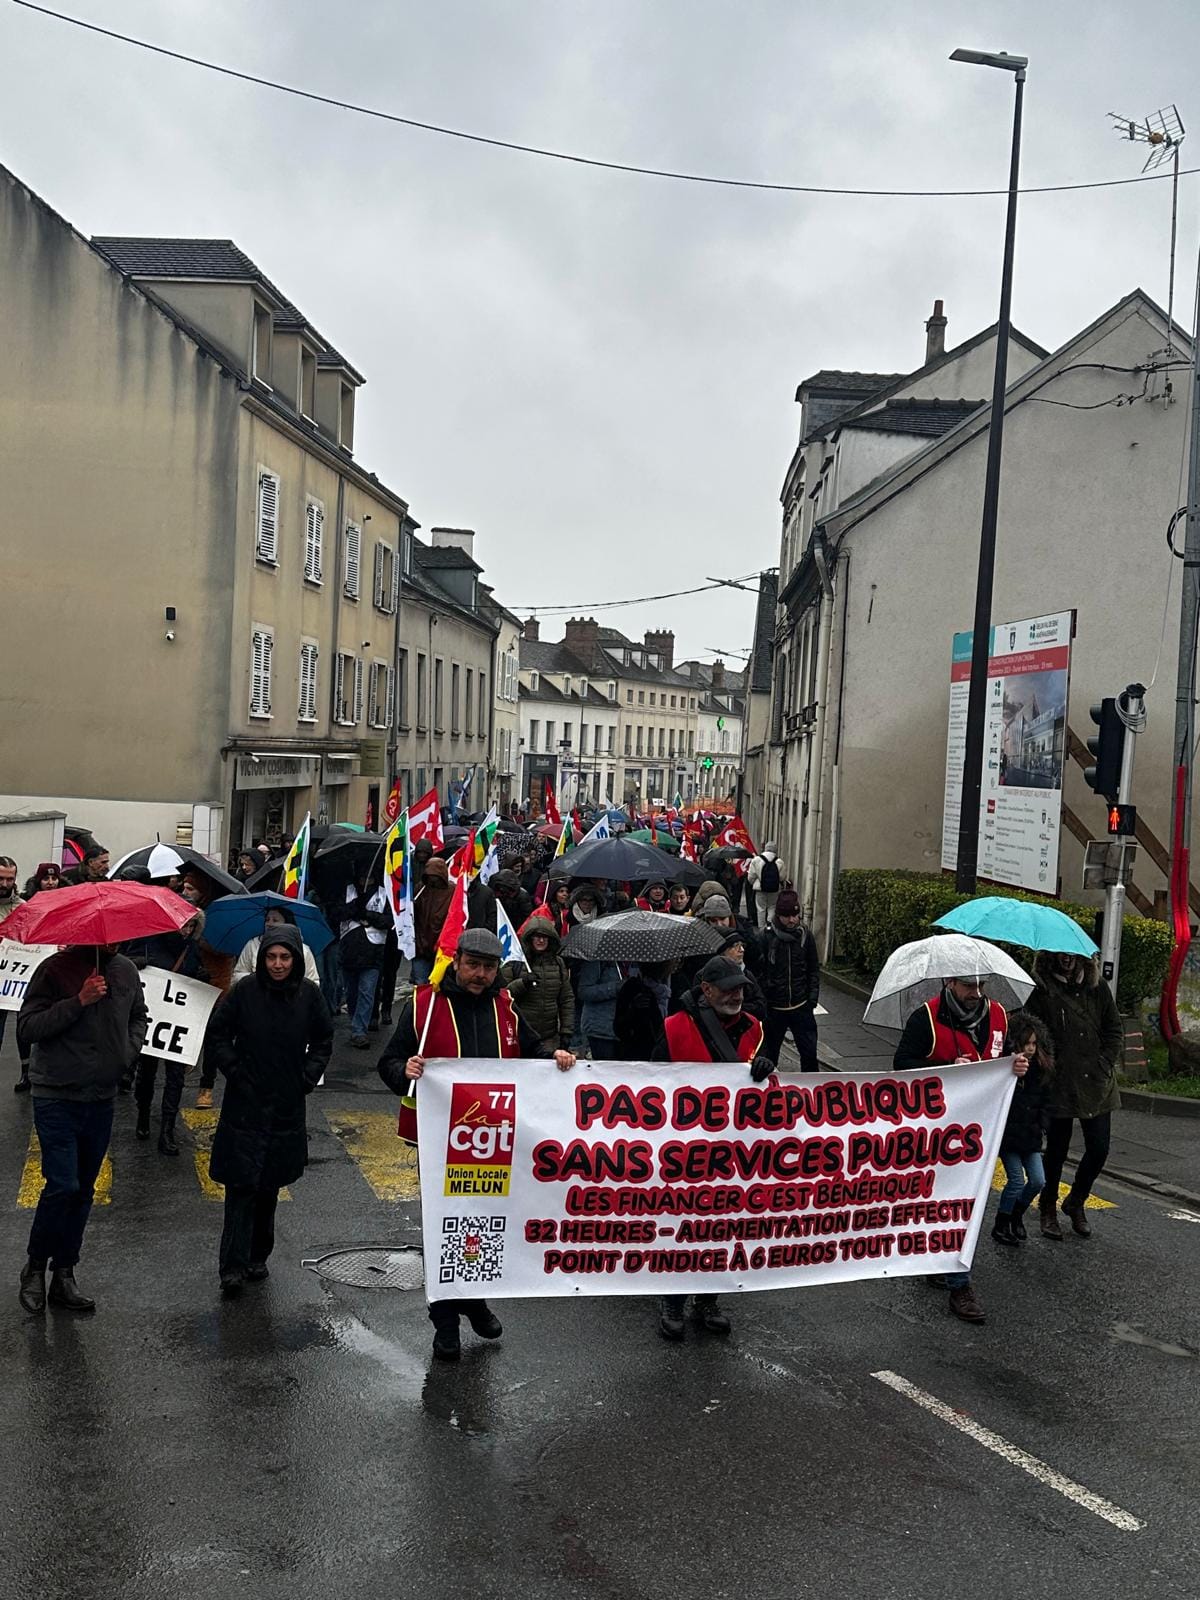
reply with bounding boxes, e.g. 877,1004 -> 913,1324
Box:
1061,1194 -> 1092,1238
1039,1202 -> 1063,1241
948,1285 -> 986,1323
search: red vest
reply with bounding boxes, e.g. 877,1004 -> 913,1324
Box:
924,998 -> 1007,1065
414,985 -> 523,1058
663,1008 -> 764,1064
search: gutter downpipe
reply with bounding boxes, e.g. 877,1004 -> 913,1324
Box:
823,547 -> 851,963
803,531 -> 836,926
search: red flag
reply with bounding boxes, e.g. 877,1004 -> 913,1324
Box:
571,807 -> 583,835
544,779 -> 561,827
448,827 -> 477,883
383,776 -> 403,826
714,813 -> 756,854
408,786 -> 444,851
680,831 -> 699,864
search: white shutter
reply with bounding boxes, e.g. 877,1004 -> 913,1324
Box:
373,541 -> 385,608
250,628 -> 273,717
344,524 -> 361,599
257,473 -> 279,563
304,502 -> 323,583
299,642 -> 318,720
385,665 -> 396,728
389,550 -> 400,614
353,657 -> 364,724
367,661 -> 379,726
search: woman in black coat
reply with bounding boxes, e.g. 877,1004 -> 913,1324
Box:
206,925 -> 333,1296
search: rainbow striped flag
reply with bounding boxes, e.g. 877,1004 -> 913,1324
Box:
281,812 -> 311,900
553,816 -> 573,859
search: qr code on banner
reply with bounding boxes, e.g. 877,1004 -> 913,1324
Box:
439,1215 -> 507,1286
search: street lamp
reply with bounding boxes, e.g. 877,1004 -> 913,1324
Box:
951,46 -> 1028,894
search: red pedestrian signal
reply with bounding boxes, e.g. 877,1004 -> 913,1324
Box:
1107,804 -> 1136,836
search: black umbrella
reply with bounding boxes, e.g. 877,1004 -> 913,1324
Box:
547,835 -> 706,885
707,844 -> 751,862
108,843 -> 246,896
245,855 -> 285,891
561,910 -> 724,963
312,829 -> 387,864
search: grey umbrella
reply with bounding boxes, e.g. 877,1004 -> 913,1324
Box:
561,910 -> 724,964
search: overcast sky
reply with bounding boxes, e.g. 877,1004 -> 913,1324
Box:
4,0 -> 1198,666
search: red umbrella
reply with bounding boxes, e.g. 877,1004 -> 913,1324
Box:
1,881 -> 193,947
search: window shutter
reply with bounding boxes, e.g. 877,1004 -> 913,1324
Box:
334,652 -> 346,723
373,542 -> 385,608
250,631 -> 264,716
385,665 -> 396,728
305,502 -> 323,583
353,657 -> 364,724
344,524 -> 361,599
367,662 -> 379,725
389,551 -> 400,615
257,473 -> 279,563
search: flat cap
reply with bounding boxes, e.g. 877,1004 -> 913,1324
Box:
456,928 -> 504,961
698,955 -> 747,992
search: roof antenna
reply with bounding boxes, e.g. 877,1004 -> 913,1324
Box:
1108,105 -> 1186,357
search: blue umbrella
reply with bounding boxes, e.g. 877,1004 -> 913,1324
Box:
933,897 -> 1097,955
202,892 -> 335,957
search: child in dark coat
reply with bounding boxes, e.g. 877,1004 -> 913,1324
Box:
992,1009 -> 1055,1246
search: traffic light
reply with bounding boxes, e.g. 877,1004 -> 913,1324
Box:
1107,803 -> 1137,836
1084,699 -> 1125,802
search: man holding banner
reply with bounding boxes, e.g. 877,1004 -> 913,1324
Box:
378,927 -> 575,1361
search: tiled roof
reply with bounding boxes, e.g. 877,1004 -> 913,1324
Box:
841,398 -> 986,438
415,544 -> 482,572
520,639 -> 593,675
797,369 -> 905,394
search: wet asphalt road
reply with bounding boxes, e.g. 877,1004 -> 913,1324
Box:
1,1025 -> 1198,1600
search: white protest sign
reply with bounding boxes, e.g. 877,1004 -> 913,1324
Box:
419,1059 -> 1015,1301
139,966 -> 222,1065
0,942 -> 58,1012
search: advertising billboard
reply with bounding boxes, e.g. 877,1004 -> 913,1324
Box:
941,611 -> 1073,894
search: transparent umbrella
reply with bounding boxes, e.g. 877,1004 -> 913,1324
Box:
863,933 -> 1034,1030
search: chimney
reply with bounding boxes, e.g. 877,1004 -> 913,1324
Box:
711,659 -> 726,691
563,615 -> 600,664
522,615 -> 540,643
644,629 -> 674,672
431,527 -> 476,559
925,299 -> 947,364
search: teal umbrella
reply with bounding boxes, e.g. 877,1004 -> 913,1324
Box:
933,897 -> 1097,955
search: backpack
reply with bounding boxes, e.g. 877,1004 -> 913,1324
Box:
759,857 -> 781,893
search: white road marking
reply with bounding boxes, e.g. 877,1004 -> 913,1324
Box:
1166,1209 -> 1200,1224
871,1370 -> 1144,1532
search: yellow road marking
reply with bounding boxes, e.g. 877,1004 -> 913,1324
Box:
180,1108 -> 289,1202
325,1109 -> 419,1201
990,1159 -> 1114,1210
17,1132 -> 112,1209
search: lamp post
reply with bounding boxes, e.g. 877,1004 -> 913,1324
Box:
951,47 -> 1028,894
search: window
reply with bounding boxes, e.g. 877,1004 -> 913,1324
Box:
593,724 -> 602,755
530,720 -> 540,752
530,670 -> 540,692
343,522 -> 361,599
249,626 -> 273,718
670,695 -> 676,709
636,727 -> 643,758
638,690 -> 645,706
433,658 -> 444,731
298,640 -> 319,721
624,726 -> 632,755
334,652 -> 362,725
505,650 -> 518,701
300,348 -> 316,417
256,471 -> 279,564
607,727 -> 615,754
580,722 -> 588,753
478,672 -> 487,736
373,542 -> 397,613
626,688 -> 633,703
658,728 -> 665,758
563,675 -> 572,696
397,648 -> 410,728
687,731 -> 695,758
546,721 -> 556,751
562,722 -> 573,750
252,304 -> 272,382
465,668 -> 474,736
369,660 -> 394,729
608,681 -> 616,701
668,729 -> 676,758
689,697 -> 696,711
451,663 -> 461,734
304,498 -> 324,583
579,677 -> 588,699
416,653 -> 428,730
649,692 -> 656,707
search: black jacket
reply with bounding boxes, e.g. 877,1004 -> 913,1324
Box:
18,948 -> 149,1101
1000,1056 -> 1054,1155
377,969 -> 547,1095
1025,955 -> 1123,1119
759,923 -> 820,1010
492,870 -> 534,929
615,974 -> 670,1060
466,879 -> 498,934
207,928 -> 333,1189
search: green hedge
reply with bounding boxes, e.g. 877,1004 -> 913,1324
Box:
834,868 -> 1174,1013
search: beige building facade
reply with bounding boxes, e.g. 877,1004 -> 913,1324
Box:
0,165 -> 406,859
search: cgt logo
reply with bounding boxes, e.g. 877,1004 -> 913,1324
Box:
445,1082 -> 517,1197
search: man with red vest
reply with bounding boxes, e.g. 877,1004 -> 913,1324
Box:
378,928 -> 575,1361
894,974 -> 1028,1326
650,955 -> 772,1343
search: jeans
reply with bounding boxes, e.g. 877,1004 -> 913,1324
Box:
219,1184 -> 279,1278
764,1006 -> 818,1070
27,1098 -> 114,1269
410,955 -> 433,986
1043,1113 -> 1112,1204
586,1036 -> 622,1061
998,1149 -> 1045,1212
0,1011 -> 30,1069
344,966 -> 380,1036
943,1271 -> 971,1290
134,1055 -> 185,1120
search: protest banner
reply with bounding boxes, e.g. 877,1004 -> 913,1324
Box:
0,942 -> 57,1012
418,1059 -> 1015,1300
139,966 -> 222,1066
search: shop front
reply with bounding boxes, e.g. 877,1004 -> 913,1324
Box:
229,754 -> 321,851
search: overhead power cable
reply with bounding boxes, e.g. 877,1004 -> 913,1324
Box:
512,575 -> 761,614
10,0 -> 1200,202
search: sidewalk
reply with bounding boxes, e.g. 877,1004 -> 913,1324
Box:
775,981 -> 1200,1208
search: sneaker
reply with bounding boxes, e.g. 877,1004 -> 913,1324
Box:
196,1087 -> 214,1110
658,1310 -> 685,1342
1061,1195 -> 1092,1238
696,1304 -> 731,1335
246,1263 -> 270,1283
948,1285 -> 986,1324
466,1307 -> 503,1340
432,1326 -> 461,1361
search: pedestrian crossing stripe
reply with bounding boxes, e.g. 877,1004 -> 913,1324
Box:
16,1133 -> 112,1210
325,1110 -> 420,1201
990,1160 -> 1114,1211
180,1108 -> 290,1202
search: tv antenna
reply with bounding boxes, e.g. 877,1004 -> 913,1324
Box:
1108,106 -> 1186,352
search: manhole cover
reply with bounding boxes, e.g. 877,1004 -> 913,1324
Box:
302,1246 -> 425,1291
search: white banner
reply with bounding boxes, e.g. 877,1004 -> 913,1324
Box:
0,942 -> 58,1012
139,966 -> 222,1066
418,1059 -> 1016,1300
